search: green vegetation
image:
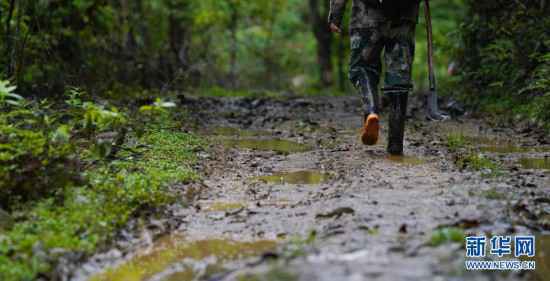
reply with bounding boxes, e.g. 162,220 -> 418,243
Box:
481,188 -> 506,200
429,227 -> 464,247
445,132 -> 504,177
0,0 -> 548,279
0,81 -> 202,281
456,153 -> 502,177
0,0 -> 469,97
0,0 -> 322,94
278,231 -> 317,260
446,133 -> 468,151
459,1 -> 550,131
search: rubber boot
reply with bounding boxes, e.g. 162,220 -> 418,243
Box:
358,77 -> 381,115
387,91 -> 408,155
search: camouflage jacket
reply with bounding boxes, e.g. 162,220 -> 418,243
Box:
328,0 -> 421,29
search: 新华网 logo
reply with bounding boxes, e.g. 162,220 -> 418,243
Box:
464,235 -> 536,271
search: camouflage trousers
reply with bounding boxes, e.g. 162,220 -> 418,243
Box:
349,13 -> 417,114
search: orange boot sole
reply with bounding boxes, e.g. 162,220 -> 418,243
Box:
361,114 -> 380,146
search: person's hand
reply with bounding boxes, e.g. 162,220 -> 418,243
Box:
329,23 -> 342,34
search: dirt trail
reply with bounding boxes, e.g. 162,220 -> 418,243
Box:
74,95 -> 549,281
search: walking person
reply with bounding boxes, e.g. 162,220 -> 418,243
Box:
328,0 -> 420,155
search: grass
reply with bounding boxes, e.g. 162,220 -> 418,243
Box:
447,132 -> 503,177
464,154 -> 497,171
456,153 -> 502,177
446,133 -> 468,151
0,114 -> 203,281
430,227 -> 464,247
481,188 -> 506,200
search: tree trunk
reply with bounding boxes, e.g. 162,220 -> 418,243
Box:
5,0 -> 16,77
13,0 -> 23,84
228,1 -> 239,89
120,0 -> 129,48
167,1 -> 188,68
309,0 -> 333,87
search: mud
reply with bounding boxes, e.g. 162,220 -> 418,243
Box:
72,95 -> 549,281
220,138 -> 312,155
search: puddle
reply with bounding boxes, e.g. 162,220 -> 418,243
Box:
479,144 -> 534,154
461,135 -> 528,153
446,133 -> 550,154
258,170 -> 330,185
462,135 -> 511,146
386,155 -> 425,166
531,235 -> 550,281
464,136 -> 550,154
221,139 -> 312,154
204,202 -> 245,212
518,158 -> 550,170
89,236 -> 276,281
210,127 -> 269,137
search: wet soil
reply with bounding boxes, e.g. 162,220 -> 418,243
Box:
73,95 -> 549,281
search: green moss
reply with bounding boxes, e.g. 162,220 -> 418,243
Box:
0,108 -> 203,281
136,130 -> 202,183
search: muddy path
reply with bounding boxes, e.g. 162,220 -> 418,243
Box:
74,95 -> 549,281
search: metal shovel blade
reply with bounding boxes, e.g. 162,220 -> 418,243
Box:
424,0 -> 450,122
427,89 -> 450,121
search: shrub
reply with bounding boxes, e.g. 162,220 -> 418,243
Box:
460,1 -> 550,130
0,82 -> 80,206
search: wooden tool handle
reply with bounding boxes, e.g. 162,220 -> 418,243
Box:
424,0 -> 437,92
